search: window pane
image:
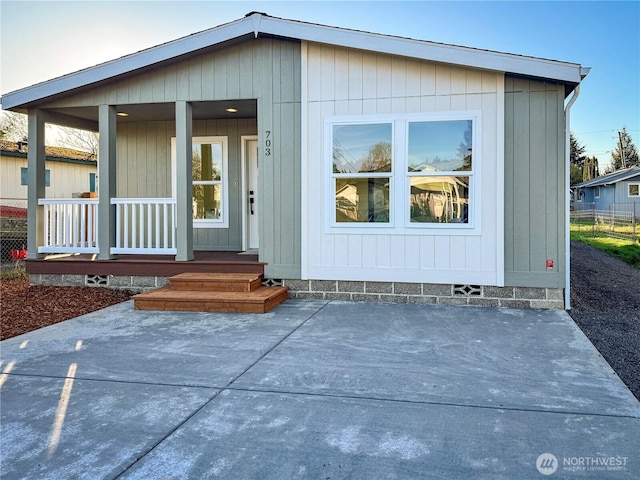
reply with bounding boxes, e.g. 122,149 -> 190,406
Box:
629,184 -> 639,197
336,178 -> 390,223
408,120 -> 472,172
410,176 -> 469,223
193,184 -> 222,220
333,124 -> 392,173
193,143 -> 222,181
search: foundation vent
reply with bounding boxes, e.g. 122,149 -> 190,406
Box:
453,284 -> 482,296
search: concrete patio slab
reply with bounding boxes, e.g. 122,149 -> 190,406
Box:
0,300 -> 323,387
0,375 -> 216,479
121,389 -> 639,480
1,299 -> 638,479
234,302 -> 640,416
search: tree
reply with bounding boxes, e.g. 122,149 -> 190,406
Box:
582,156 -> 599,182
0,111 -> 28,142
570,132 -> 587,169
360,142 -> 392,172
611,128 -> 639,170
570,164 -> 583,185
56,127 -> 98,157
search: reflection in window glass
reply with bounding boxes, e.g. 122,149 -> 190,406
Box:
193,184 -> 221,220
193,144 -> 222,181
410,176 -> 469,223
336,178 -> 389,223
192,142 -> 223,222
333,124 -> 392,173
408,120 -> 472,172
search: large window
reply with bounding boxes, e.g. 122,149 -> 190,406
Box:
172,136 -> 228,228
327,113 -> 479,233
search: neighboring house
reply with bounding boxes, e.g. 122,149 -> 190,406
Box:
573,166 -> 640,214
0,13 -> 589,308
0,140 -> 97,200
0,140 -> 97,261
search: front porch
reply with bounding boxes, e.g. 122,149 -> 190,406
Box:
27,249 -> 267,295
27,250 -> 263,277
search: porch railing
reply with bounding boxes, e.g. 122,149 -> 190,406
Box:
39,198 -> 99,253
112,198 -> 177,254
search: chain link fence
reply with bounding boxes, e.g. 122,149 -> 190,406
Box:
0,198 -> 28,272
571,202 -> 639,243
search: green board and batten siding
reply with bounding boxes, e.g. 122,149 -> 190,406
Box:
504,75 -> 566,288
42,37 -> 302,279
116,118 -> 258,251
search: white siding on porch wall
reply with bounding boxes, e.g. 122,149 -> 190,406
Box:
302,42 -> 504,285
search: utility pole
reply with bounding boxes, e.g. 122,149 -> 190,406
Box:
619,130 -> 627,169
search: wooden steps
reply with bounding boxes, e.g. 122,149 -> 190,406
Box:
133,273 -> 288,314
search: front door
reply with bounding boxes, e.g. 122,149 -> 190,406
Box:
244,137 -> 259,250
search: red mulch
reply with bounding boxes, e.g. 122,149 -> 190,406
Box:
1,279 -> 133,340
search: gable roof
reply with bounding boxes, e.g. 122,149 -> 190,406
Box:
574,166 -> 640,188
1,12 -> 589,110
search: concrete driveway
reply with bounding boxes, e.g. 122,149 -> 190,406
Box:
1,300 -> 639,479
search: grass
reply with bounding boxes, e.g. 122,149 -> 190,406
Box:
0,262 -> 28,280
570,226 -> 640,269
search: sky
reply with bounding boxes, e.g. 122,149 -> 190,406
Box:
1,0 -> 638,169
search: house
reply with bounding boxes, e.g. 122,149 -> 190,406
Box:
573,166 -> 640,214
1,140 -> 97,200
0,12 -> 589,308
0,140 -> 97,261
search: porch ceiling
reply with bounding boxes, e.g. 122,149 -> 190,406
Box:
47,99 -> 257,127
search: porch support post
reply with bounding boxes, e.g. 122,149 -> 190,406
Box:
98,104 -> 117,260
26,109 -> 46,259
175,101 -> 194,261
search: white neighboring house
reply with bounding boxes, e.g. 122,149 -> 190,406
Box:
1,140 -> 97,200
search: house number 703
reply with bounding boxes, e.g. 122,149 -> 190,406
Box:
264,130 -> 271,156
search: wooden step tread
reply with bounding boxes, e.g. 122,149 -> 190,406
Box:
168,272 -> 263,292
134,286 -> 286,303
169,272 -> 262,282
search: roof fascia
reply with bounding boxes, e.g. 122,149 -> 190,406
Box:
259,15 -> 584,84
576,169 -> 640,187
1,150 -> 96,165
1,16 -> 256,110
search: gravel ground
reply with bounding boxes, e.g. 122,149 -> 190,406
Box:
1,242 -> 638,401
568,240 -> 640,401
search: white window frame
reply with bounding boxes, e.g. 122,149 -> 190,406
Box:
594,186 -> 600,198
327,120 -> 395,230
324,111 -> 481,236
628,182 -> 639,198
171,136 -> 229,229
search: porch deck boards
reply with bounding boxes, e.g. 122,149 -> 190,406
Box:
26,251 -> 265,277
133,272 -> 288,314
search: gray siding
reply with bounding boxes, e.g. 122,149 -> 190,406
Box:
42,37 -> 302,277
504,75 -> 565,288
116,118 -> 257,251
